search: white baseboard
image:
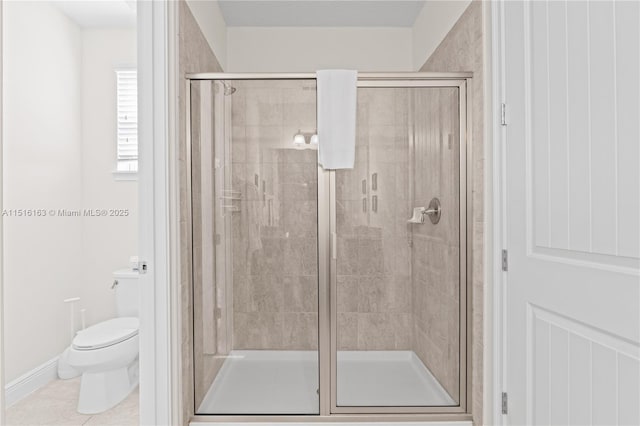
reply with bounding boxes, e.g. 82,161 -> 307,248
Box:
5,356 -> 60,407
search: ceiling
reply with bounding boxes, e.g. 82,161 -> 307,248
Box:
217,1 -> 427,27
53,0 -> 136,28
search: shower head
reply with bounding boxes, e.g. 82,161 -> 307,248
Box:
223,82 -> 236,96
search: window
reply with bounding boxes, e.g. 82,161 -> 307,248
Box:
116,69 -> 138,174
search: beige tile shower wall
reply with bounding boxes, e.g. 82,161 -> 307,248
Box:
336,88 -> 413,351
177,1 -> 224,420
410,88 -> 461,401
419,1 -> 484,423
230,80 -> 320,350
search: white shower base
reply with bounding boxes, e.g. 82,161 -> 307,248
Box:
197,350 -> 455,414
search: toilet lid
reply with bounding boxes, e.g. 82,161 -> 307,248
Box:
72,317 -> 139,350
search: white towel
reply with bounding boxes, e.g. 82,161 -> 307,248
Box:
316,70 -> 357,169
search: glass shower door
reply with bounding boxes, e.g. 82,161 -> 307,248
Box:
191,79 -> 321,415
333,84 -> 464,410
190,75 -> 470,418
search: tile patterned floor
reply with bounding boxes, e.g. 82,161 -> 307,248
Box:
6,378 -> 138,426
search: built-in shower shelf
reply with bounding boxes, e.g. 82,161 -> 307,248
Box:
220,189 -> 242,212
221,190 -> 242,200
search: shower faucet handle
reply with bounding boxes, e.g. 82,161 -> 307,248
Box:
422,198 -> 442,224
111,280 -> 119,289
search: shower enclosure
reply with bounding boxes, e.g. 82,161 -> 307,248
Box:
187,73 -> 472,421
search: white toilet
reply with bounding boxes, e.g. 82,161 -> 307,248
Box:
63,269 -> 139,414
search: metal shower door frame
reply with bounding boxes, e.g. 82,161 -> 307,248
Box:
323,78 -> 471,416
186,72 -> 473,423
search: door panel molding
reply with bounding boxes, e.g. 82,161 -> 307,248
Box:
527,304 -> 640,425
523,0 -> 640,264
529,247 -> 639,276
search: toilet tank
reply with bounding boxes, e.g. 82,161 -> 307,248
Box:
113,269 -> 139,317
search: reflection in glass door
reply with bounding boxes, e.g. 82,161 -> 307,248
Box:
332,84 -> 466,411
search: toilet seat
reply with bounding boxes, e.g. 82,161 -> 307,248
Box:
72,317 -> 139,351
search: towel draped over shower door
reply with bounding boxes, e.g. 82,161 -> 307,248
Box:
316,69 -> 357,170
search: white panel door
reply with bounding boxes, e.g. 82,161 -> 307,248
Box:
501,1 -> 640,424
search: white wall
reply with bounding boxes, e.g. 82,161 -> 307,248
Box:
3,5 -> 138,384
412,0 -> 471,69
186,0 -> 227,69
187,0 -> 470,72
2,1 -> 84,383
80,29 -> 138,327
226,27 -> 413,72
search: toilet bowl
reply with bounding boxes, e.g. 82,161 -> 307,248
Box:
66,317 -> 139,414
60,269 -> 140,414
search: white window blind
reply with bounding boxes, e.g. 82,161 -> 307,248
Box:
116,69 -> 138,172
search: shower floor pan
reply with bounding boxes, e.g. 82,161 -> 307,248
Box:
197,350 -> 455,414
